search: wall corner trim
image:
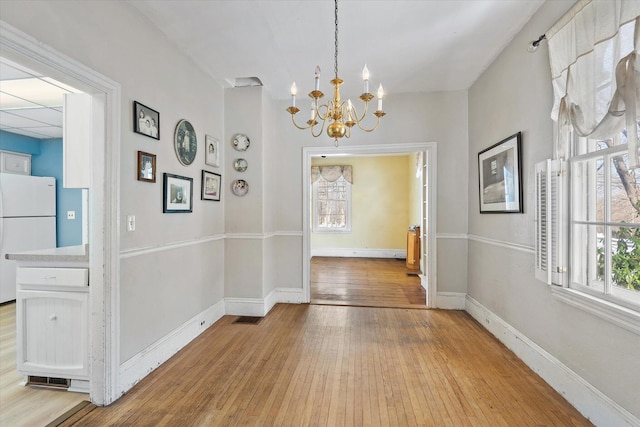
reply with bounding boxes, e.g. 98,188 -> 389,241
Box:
465,295 -> 640,427
118,299 -> 225,397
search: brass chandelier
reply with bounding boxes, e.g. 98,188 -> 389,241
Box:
286,0 -> 385,146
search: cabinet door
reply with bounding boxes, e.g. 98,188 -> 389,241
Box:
16,290 -> 88,379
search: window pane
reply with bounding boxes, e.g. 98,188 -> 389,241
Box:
572,158 -> 604,222
609,226 -> 640,294
572,223 -> 604,290
609,153 -> 640,224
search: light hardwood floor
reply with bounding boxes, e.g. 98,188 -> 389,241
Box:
0,302 -> 88,427
311,257 -> 427,308
60,303 -> 590,426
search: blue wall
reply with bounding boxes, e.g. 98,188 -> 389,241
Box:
0,130 -> 82,247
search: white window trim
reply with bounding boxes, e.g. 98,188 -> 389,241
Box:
551,286 -> 640,336
312,176 -> 352,233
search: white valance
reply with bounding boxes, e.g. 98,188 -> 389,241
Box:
311,165 -> 353,184
547,0 -> 640,166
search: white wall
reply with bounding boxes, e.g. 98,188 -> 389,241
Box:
0,1 -> 226,363
467,0 -> 640,421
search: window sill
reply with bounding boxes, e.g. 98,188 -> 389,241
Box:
551,286 -> 640,335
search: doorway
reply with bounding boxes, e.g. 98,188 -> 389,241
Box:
1,22 -> 120,406
302,143 -> 437,308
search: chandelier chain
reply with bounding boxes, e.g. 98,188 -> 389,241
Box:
334,0 -> 339,79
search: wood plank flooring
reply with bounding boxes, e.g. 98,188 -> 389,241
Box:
60,304 -> 590,426
0,302 -> 88,427
311,257 -> 426,308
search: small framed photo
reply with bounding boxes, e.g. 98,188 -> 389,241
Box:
137,151 -> 156,183
205,134 -> 220,167
478,131 -> 523,213
201,170 -> 221,201
134,101 -> 160,140
163,173 -> 193,213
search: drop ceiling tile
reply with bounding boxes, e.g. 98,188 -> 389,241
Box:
0,128 -> 63,140
0,92 -> 40,109
10,107 -> 63,126
0,110 -> 54,128
0,78 -> 67,108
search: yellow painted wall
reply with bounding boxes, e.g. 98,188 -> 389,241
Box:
311,155 -> 413,250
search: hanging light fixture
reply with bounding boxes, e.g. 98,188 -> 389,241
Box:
286,0 -> 385,146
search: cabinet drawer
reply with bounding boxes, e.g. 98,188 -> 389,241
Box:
17,268 -> 88,287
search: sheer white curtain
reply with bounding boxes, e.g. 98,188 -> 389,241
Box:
547,0 -> 640,166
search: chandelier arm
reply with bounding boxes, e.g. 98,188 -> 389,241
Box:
311,120 -> 326,138
356,115 -> 382,133
316,104 -> 331,121
289,114 -> 314,131
348,101 -> 371,124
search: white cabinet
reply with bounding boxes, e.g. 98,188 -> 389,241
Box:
16,267 -> 89,384
0,150 -> 31,175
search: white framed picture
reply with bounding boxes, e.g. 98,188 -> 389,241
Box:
205,134 -> 220,167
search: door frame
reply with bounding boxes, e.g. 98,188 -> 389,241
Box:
1,21 -> 121,405
302,142 -> 437,307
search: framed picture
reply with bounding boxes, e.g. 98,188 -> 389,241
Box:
137,151 -> 156,183
163,173 -> 193,213
133,101 -> 160,140
201,170 -> 221,201
205,134 -> 220,167
174,119 -> 197,166
478,132 -> 523,213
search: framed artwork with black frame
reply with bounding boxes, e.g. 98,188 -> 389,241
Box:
163,173 -> 193,213
201,170 -> 221,201
133,101 -> 160,140
478,131 -> 523,213
137,151 -> 156,183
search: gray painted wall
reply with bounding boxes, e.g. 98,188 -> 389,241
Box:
3,0 -> 636,419
467,0 -> 639,418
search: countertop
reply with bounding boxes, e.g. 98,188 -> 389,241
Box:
5,244 -> 89,263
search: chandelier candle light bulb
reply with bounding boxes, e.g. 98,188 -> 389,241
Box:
315,66 -> 321,91
290,82 -> 297,107
362,65 -> 370,94
377,84 -> 384,111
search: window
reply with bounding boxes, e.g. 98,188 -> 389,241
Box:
570,130 -> 640,310
312,165 -> 352,233
542,1 -> 640,329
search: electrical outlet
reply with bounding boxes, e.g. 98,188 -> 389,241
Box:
67,211 -> 75,220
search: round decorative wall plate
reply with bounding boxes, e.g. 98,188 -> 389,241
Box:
232,133 -> 250,151
174,119 -> 197,165
232,179 -> 249,196
234,158 -> 248,172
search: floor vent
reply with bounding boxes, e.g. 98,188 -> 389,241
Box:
233,316 -> 263,325
28,375 -> 70,389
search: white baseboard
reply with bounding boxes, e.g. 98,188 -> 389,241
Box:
436,292 -> 466,310
311,248 -> 406,258
224,297 -> 266,317
264,287 -> 304,313
465,295 -> 640,427
118,299 -> 225,396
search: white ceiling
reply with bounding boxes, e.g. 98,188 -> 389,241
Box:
130,0 -> 546,100
0,57 -> 80,140
0,0 -> 546,140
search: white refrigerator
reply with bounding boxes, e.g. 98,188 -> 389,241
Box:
0,173 -> 57,303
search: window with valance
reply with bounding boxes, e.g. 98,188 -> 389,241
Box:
546,0 -> 640,317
